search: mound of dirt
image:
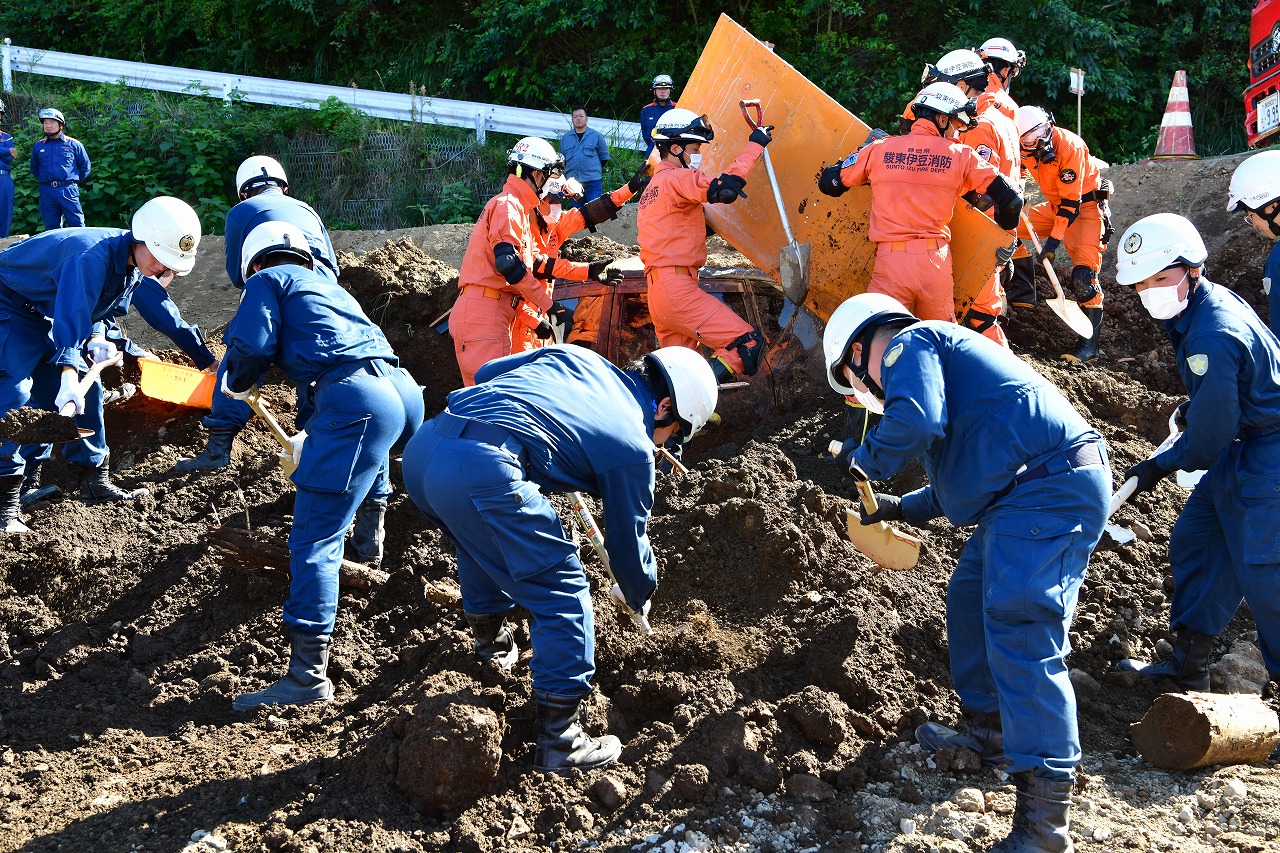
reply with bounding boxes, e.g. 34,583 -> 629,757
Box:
0,154 -> 1277,853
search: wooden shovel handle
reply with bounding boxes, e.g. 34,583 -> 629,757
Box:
829,440 -> 881,515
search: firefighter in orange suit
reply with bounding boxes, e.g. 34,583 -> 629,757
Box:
1015,107 -> 1112,363
819,82 -> 1023,325
636,109 -> 774,383
452,137 -> 560,386
976,38 -> 1025,122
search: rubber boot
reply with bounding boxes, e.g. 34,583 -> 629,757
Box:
174,427 -> 237,472
19,462 -> 61,507
533,689 -> 623,772
0,474 -> 30,535
1061,307 -> 1102,364
1005,257 -> 1037,308
464,611 -> 519,669
989,771 -> 1074,853
77,457 -> 149,505
843,401 -> 870,446
1116,630 -> 1213,691
709,356 -> 734,385
345,497 -> 387,567
915,710 -> 1006,766
232,632 -> 334,712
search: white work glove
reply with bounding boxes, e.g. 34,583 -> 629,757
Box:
610,583 -> 652,620
562,178 -> 584,199
220,373 -> 252,401
541,174 -> 567,198
55,368 -> 85,415
279,430 -> 306,473
86,338 -> 117,365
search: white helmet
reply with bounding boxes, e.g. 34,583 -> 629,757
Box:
644,347 -> 718,442
922,49 -> 991,89
507,137 -> 560,173
236,155 -> 288,197
823,293 -> 917,397
651,108 -> 715,144
1227,150 -> 1280,213
38,107 -> 66,126
978,38 -> 1026,73
911,82 -> 979,128
1015,106 -> 1053,148
240,221 -> 314,281
652,74 -> 675,90
131,197 -> 201,275
1115,213 -> 1207,286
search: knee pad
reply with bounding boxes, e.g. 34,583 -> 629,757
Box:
728,329 -> 766,376
1071,266 -> 1100,303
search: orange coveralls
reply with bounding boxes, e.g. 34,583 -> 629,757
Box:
1017,126 -> 1104,308
511,185 -> 636,352
637,143 -> 764,373
451,175 -> 549,385
838,119 -> 1000,322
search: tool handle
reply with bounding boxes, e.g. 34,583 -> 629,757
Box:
1109,477 -> 1138,518
1019,211 -> 1070,303
570,492 -> 653,635
655,445 -> 689,475
738,99 -> 797,246
58,352 -> 125,416
245,388 -> 294,451
739,99 -> 763,129
829,440 -> 881,515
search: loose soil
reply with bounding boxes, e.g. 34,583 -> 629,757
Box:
0,154 -> 1277,853
0,408 -> 83,445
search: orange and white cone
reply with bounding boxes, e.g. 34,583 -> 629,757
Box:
1153,70 -> 1197,159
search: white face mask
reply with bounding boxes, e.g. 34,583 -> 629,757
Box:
546,205 -> 561,225
1138,273 -> 1189,320
687,153 -> 703,170
842,364 -> 885,414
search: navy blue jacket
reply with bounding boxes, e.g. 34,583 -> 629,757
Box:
224,189 -> 338,288
1265,240 -> 1280,341
450,346 -> 660,607
30,134 -> 89,184
1154,280 -> 1280,473
640,101 -> 677,153
852,322 -> 1101,526
0,132 -> 15,171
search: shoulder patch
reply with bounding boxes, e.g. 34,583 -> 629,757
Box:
883,342 -> 904,367
840,150 -> 860,168
1187,353 -> 1208,376
975,144 -> 993,162
1059,167 -> 1077,184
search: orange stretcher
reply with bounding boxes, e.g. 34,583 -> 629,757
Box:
684,14 -> 1014,322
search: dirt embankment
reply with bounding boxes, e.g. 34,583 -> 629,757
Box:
0,155 -> 1276,853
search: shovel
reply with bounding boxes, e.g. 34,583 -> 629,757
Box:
829,441 -> 922,570
739,100 -> 810,308
1019,212 -> 1095,339
0,352 -> 122,445
1105,410 -> 1187,543
243,387 -> 300,477
569,491 -> 653,635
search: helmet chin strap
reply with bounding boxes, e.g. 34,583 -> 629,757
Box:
1259,203 -> 1280,238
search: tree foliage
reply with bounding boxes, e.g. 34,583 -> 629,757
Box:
0,0 -> 1252,160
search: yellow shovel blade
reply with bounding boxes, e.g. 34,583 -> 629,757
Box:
138,359 -> 216,409
845,509 -> 923,570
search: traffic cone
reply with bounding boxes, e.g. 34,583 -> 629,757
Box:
1153,70 -> 1198,159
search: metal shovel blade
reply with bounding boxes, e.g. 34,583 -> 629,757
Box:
1104,522 -> 1136,545
780,241 -> 810,306
1047,286 -> 1097,339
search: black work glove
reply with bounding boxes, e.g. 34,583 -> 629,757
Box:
587,259 -> 616,281
818,163 -> 849,198
1037,237 -> 1060,265
1173,399 -> 1190,431
707,173 -> 748,204
748,125 -> 775,147
628,163 -> 650,194
862,127 -> 890,147
534,319 -> 555,340
859,493 -> 905,526
1123,459 -> 1171,496
995,239 -> 1018,265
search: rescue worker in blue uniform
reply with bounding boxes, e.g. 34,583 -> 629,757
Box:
224,222 -> 422,712
640,74 -> 678,155
400,345 -> 718,772
29,108 -> 90,231
1227,150 -> 1280,339
176,157 -> 339,479
825,293 -> 1110,853
0,197 -> 210,533
0,101 -> 16,238
1114,214 -> 1280,693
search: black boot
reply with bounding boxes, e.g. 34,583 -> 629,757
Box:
1116,630 -> 1213,691
174,427 -> 237,472
232,632 -> 334,712
533,689 -> 622,772
1061,307 -> 1102,364
990,771 -> 1074,852
843,401 -> 870,446
709,356 -> 734,385
345,497 -> 387,567
1005,257 -> 1037,309
464,611 -> 519,669
77,457 -> 149,505
0,474 -> 30,535
916,709 -> 1006,766
19,462 -> 62,507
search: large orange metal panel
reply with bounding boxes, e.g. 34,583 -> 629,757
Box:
684,14 -> 1011,322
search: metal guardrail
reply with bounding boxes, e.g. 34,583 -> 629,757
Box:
0,39 -> 646,151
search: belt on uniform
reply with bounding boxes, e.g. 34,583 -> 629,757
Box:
1012,443 -> 1105,489
0,282 -> 43,317
1241,422 -> 1280,439
314,357 -> 391,390
434,410 -> 527,461
465,284 -> 506,299
41,180 -> 78,188
885,238 -> 942,252
645,265 -> 696,281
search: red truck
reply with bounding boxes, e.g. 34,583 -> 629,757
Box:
1248,0 -> 1280,147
